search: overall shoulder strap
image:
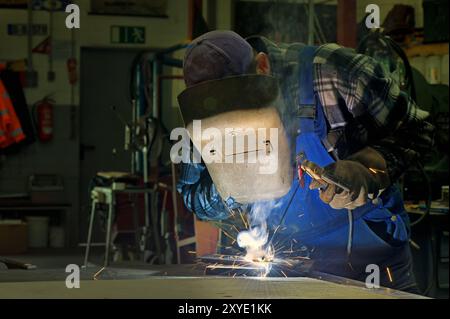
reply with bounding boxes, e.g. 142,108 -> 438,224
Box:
297,46 -> 318,133
296,46 -> 331,153
298,46 -> 317,113
297,46 -> 341,160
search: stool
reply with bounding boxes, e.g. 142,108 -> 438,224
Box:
83,181 -> 160,269
83,185 -> 117,269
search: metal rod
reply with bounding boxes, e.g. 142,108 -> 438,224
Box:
27,0 -> 33,71
159,75 -> 184,80
132,194 -> 140,256
157,42 -> 189,56
83,199 -> 97,267
131,99 -> 136,174
48,1 -> 54,78
267,183 -> 300,247
171,163 -> 182,264
151,187 -> 162,263
314,10 -> 326,44
69,12 -> 76,140
104,196 -> 115,268
152,60 -> 158,118
143,143 -> 150,231
347,209 -> 353,258
134,63 -> 142,173
307,0 -> 315,45
346,209 -> 354,270
160,56 -> 184,68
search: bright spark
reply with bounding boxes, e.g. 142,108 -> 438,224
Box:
386,267 -> 393,283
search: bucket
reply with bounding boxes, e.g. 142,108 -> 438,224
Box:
425,55 -> 442,84
25,216 -> 49,248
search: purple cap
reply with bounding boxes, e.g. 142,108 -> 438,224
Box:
183,30 -> 254,87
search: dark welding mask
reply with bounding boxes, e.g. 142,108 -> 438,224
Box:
177,74 -> 292,204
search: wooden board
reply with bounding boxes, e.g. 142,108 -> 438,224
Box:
0,276 -> 426,299
405,43 -> 449,57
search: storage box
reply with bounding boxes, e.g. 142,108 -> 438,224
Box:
28,174 -> 66,204
0,222 -> 27,255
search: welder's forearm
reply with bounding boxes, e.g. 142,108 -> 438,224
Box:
345,146 -> 391,188
364,89 -> 432,183
178,183 -> 232,221
371,143 -> 418,184
345,147 -> 387,171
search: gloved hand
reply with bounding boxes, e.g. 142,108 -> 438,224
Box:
310,147 -> 391,210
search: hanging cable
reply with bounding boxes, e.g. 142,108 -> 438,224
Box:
356,31 -> 417,102
410,163 -> 432,227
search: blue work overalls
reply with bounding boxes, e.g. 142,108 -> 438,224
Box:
267,46 -> 418,293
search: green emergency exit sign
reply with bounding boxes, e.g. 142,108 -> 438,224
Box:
111,26 -> 145,44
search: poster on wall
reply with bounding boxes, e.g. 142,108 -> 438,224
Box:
90,0 -> 168,17
7,23 -> 48,36
0,0 -> 71,11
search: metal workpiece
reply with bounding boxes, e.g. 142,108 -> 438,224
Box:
0,259 -> 426,299
0,272 -> 427,299
197,254 -> 313,278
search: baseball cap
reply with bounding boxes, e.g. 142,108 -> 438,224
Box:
178,31 -> 280,126
183,30 -> 254,87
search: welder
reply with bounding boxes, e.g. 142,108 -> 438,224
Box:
176,30 -> 433,293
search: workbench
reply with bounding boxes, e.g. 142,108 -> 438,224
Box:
0,264 -> 427,299
0,201 -> 72,246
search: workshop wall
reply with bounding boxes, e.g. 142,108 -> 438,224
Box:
0,0 -> 189,104
0,0 -> 190,245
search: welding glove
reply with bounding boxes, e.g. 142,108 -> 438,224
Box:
310,147 -> 391,210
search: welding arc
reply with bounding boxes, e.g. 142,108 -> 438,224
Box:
267,183 -> 300,247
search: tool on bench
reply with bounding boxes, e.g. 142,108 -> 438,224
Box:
0,257 -> 37,270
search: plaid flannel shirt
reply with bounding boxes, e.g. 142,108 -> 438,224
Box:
177,36 -> 433,220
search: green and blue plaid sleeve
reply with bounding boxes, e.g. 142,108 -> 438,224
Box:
314,44 -> 434,181
176,162 -> 240,221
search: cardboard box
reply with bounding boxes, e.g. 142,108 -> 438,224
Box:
0,222 -> 27,255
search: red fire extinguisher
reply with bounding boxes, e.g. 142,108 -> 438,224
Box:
67,58 -> 78,85
33,96 -> 54,142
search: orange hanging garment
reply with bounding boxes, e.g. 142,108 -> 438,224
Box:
0,79 -> 26,148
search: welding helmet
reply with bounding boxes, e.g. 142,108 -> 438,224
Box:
177,31 -> 292,204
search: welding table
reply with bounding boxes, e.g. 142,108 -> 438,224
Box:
0,264 -> 427,299
0,275 -> 427,299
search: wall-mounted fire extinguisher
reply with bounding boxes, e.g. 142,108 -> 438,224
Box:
33,96 -> 54,142
67,58 -> 78,85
